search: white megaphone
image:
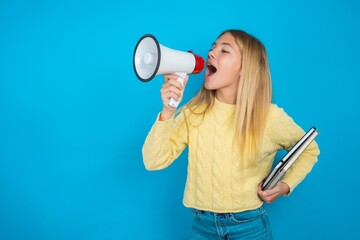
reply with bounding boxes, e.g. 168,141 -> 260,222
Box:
133,34 -> 204,108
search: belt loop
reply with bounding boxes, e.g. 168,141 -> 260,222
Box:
196,209 -> 205,218
259,205 -> 265,213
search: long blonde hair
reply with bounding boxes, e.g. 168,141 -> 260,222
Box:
182,29 -> 272,161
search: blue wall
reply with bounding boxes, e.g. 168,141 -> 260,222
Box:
1,0 -> 359,239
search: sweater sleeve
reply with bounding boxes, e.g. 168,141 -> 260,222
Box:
268,104 -> 320,195
142,111 -> 188,171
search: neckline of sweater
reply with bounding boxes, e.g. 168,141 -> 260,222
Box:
214,97 -> 236,113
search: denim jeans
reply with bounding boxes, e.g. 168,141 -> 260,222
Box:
191,206 -> 272,240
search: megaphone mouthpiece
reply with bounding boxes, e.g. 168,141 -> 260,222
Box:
190,51 -> 205,74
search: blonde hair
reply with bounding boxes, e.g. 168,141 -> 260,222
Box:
182,29 -> 272,162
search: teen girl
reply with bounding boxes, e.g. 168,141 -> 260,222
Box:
142,29 -> 320,239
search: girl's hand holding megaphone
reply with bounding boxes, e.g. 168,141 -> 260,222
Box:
159,73 -> 189,121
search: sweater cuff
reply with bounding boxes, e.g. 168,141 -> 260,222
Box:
156,112 -> 174,123
150,112 -> 175,137
280,179 -> 297,196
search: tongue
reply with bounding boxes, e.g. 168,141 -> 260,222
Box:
210,65 -> 217,74
207,66 -> 216,76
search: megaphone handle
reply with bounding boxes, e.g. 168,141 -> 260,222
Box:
168,72 -> 186,108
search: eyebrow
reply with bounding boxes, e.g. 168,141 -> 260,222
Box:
212,42 -> 234,49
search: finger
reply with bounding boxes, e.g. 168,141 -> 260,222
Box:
163,79 -> 184,91
166,75 -> 187,88
183,75 -> 189,86
163,94 -> 182,110
263,187 -> 280,198
257,181 -> 269,195
163,74 -> 179,82
162,88 -> 183,102
263,196 -> 276,204
258,182 -> 283,204
163,74 -> 174,80
260,191 -> 279,204
162,83 -> 183,92
257,182 -> 263,194
162,91 -> 182,103
257,186 -> 278,198
257,183 -> 269,202
161,87 -> 183,103
257,182 -> 264,194
161,85 -> 183,98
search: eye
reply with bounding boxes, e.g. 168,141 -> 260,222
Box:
221,49 -> 230,53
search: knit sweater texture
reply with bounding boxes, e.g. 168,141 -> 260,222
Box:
142,98 -> 320,213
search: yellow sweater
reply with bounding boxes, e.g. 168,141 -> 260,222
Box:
142,98 -> 320,213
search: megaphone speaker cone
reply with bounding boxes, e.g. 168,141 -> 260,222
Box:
133,34 -> 161,82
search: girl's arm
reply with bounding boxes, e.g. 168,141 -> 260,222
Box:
142,111 -> 188,170
258,104 -> 320,202
142,74 -> 189,170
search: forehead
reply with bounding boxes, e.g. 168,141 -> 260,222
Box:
215,33 -> 238,49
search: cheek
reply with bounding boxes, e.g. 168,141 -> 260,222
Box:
232,58 -> 242,71
222,60 -> 241,77
231,60 -> 242,78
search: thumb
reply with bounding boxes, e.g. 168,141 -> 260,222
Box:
183,75 -> 189,87
257,182 -> 265,196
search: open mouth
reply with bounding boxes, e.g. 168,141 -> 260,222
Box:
206,63 -> 217,77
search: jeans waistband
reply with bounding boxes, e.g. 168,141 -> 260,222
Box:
193,206 -> 265,218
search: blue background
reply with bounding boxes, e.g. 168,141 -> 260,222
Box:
1,0 -> 359,239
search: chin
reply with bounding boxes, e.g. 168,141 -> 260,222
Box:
204,81 -> 216,90
204,75 -> 218,90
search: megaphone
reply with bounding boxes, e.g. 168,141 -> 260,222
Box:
133,34 -> 204,108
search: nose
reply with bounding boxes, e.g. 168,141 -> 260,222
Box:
208,49 -> 215,59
